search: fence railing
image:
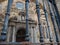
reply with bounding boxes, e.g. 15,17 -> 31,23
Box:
0,42 -> 60,45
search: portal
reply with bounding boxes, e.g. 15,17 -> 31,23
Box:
16,28 -> 26,42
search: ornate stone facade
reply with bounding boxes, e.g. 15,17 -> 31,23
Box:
0,0 -> 60,43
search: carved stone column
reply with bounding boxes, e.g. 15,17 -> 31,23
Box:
7,26 -> 11,42
32,26 -> 35,43
12,26 -> 16,42
30,25 -> 33,43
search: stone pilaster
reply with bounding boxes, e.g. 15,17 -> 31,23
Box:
7,26 -> 11,42
12,26 -> 16,42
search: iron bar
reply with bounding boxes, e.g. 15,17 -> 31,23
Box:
0,0 -> 13,41
47,0 -> 59,43
49,0 -> 60,21
42,0 -> 52,42
49,0 -> 60,31
25,0 -> 30,41
35,0 -> 44,43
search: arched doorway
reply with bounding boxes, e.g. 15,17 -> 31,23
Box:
16,28 -> 26,42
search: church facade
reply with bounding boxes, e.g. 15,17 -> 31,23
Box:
0,0 -> 60,44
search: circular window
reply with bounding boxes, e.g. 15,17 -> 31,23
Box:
16,2 -> 24,10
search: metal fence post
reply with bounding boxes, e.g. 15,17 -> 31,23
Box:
49,0 -> 60,31
49,0 -> 60,21
35,0 -> 44,43
0,0 -> 13,41
25,0 -> 30,41
47,0 -> 59,43
42,0 -> 52,42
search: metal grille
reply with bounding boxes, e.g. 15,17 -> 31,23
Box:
0,0 -> 60,44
